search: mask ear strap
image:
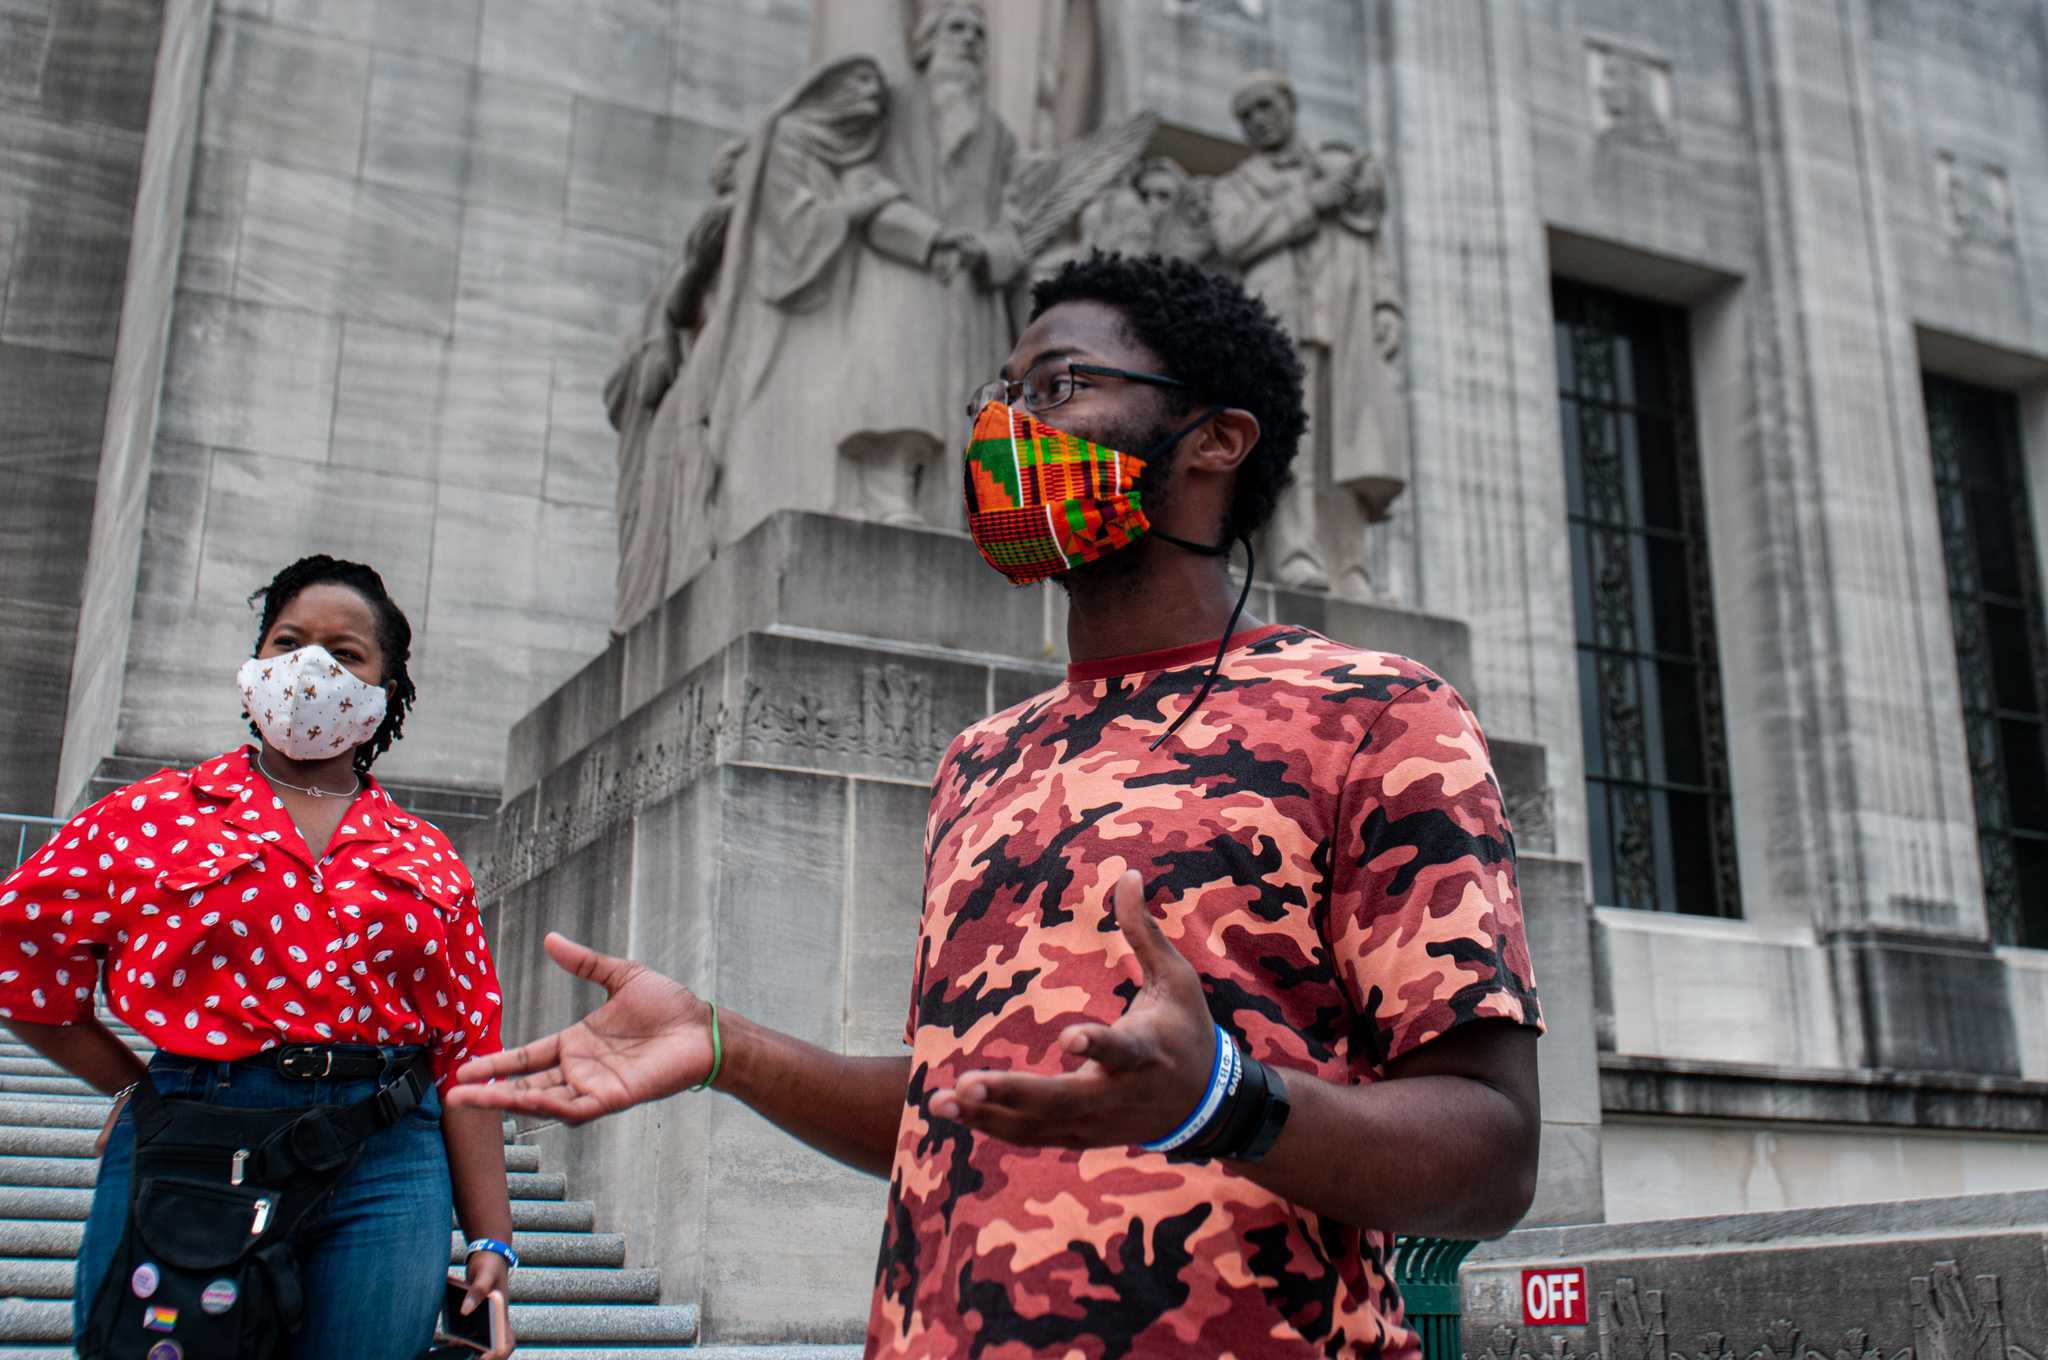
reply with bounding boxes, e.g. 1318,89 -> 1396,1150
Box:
1151,534 -> 1255,751
1143,404 -> 1236,559
1149,404 -> 1229,460
1149,530 -> 1228,557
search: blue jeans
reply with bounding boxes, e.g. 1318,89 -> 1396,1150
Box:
74,1049 -> 454,1360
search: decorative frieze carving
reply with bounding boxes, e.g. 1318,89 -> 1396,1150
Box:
1599,1277 -> 1670,1360
1587,42 -> 1675,147
473,664 -> 949,902
738,663 -> 936,774
1466,1258 -> 2041,1360
1908,1262 -> 2003,1360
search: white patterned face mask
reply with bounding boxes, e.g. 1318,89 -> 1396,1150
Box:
236,645 -> 388,762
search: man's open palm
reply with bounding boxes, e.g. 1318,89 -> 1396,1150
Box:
445,932 -> 713,1124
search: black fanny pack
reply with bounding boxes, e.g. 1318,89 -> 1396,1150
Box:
77,1049 -> 432,1360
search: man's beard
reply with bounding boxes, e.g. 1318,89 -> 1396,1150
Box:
1054,415 -> 1179,597
927,51 -> 985,162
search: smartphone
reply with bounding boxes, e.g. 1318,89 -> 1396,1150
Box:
427,1278 -> 508,1356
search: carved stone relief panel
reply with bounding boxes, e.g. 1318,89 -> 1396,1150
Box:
1934,151 -> 2016,252
1587,41 -> 1675,147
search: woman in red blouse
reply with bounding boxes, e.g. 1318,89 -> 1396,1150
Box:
0,555 -> 515,1359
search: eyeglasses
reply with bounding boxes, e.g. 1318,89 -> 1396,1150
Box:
966,362 -> 1185,418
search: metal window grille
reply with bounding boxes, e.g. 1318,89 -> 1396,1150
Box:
1925,372 -> 2048,948
1555,280 -> 1742,917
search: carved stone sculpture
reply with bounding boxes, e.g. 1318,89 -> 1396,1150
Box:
828,0 -> 1028,529
645,54 -> 945,617
1047,155 -> 1216,270
605,138 -> 744,634
1213,69 -> 1407,598
607,0 -> 1177,630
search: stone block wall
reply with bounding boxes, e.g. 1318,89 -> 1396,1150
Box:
95,0 -> 818,798
0,0 -> 162,812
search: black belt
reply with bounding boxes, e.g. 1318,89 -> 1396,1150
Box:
240,1044 -> 423,1081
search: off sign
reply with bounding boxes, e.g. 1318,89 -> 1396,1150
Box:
1521,1266 -> 1589,1326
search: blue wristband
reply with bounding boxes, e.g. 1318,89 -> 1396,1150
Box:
465,1236 -> 518,1271
1140,1024 -> 1237,1154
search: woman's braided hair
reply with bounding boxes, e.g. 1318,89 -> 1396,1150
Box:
246,556 -> 417,774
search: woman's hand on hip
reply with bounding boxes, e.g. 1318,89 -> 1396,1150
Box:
443,933 -> 714,1125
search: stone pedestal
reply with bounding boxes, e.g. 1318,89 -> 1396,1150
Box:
1463,1191 -> 2048,1360
460,511 -> 1597,1342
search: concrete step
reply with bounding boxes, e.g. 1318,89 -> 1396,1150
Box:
503,1267 -> 664,1304
0,1101 -> 111,1131
0,1057 -> 81,1077
508,1303 -> 699,1345
0,1126 -> 100,1159
0,1298 -> 67,1343
0,1259 -> 70,1298
0,1077 -> 94,1098
0,1221 -> 80,1258
0,1038 -> 150,1061
449,1231 -> 628,1268
508,1170 -> 568,1200
0,1187 -> 88,1221
505,1142 -> 543,1173
0,1157 -> 94,1188
511,1198 -> 597,1232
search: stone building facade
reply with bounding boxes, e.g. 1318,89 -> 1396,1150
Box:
4,0 -> 2047,1342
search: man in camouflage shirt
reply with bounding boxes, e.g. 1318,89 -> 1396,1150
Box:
452,254 -> 1543,1360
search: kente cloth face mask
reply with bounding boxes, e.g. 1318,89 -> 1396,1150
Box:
962,400 -> 1221,585
236,645 -> 388,761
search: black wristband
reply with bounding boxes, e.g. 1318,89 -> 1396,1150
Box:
1231,1061 -> 1290,1162
1167,1042 -> 1252,1162
1170,1045 -> 1290,1163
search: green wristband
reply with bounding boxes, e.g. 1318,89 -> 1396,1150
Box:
689,1003 -> 722,1092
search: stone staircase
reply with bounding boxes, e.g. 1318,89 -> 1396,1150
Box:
0,1032 -> 725,1358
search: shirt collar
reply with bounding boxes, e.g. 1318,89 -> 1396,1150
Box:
1064,624 -> 1298,685
193,748 -> 419,859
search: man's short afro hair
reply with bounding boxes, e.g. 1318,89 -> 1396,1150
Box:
1030,252 -> 1306,542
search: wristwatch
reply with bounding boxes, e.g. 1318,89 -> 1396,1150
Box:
1235,1062 -> 1291,1163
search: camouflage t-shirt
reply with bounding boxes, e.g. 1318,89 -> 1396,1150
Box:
866,624 -> 1543,1360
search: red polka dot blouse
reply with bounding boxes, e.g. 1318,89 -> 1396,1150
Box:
0,747 -> 503,1093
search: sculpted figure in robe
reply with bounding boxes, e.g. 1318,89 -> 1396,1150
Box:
663,54 -> 955,602
1212,70 -> 1406,598
831,0 -> 1029,528
605,138 -> 744,633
